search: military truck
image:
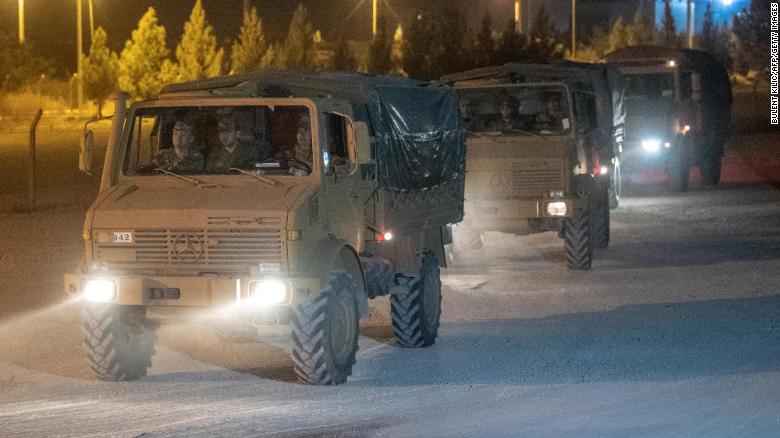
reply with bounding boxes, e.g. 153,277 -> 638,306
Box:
441,64 -> 614,269
605,45 -> 732,191
65,71 -> 465,385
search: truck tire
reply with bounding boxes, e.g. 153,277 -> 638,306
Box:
590,181 -> 610,249
391,251 -> 442,348
81,304 -> 156,381
668,138 -> 690,192
291,270 -> 359,385
564,204 -> 593,270
608,163 -> 621,210
699,148 -> 722,187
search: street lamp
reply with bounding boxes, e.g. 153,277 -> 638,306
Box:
18,0 -> 25,44
372,0 -> 377,36
571,0 -> 577,59
77,0 -> 84,110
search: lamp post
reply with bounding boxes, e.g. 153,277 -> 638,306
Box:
18,0 -> 25,44
77,0 -> 84,110
571,0 -> 577,59
514,0 -> 522,33
686,0 -> 694,49
372,0 -> 377,36
88,0 -> 95,43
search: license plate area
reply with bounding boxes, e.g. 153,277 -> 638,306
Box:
148,288 -> 181,300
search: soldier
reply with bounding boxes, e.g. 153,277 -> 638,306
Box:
460,97 -> 481,133
155,117 -> 205,173
206,108 -> 260,172
535,92 -> 565,132
486,94 -> 523,132
284,112 -> 313,175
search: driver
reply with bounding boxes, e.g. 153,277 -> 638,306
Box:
535,92 -> 564,132
155,117 -> 205,172
487,94 -> 521,132
206,107 -> 260,172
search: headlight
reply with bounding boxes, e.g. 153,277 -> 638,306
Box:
546,201 -> 568,217
247,280 -> 291,307
641,139 -> 662,153
82,279 -> 117,302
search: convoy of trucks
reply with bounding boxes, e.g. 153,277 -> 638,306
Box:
66,45 -> 730,384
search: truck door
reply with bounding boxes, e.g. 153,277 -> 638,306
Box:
320,113 -> 366,252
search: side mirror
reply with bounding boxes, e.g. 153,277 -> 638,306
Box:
79,129 -> 95,175
354,121 -> 372,165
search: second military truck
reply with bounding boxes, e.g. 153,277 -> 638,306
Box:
66,71 -> 465,385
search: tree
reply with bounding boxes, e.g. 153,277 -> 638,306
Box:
368,19 -> 393,74
433,5 -> 468,77
472,13 -> 495,69
699,2 -> 733,72
391,25 -> 405,75
0,32 -> 51,92
331,34 -> 356,71
627,7 -> 655,46
284,4 -> 315,69
733,0 -> 770,76
230,6 -> 268,74
83,27 -> 118,116
608,16 -> 630,52
404,12 -> 433,79
175,0 -> 224,81
494,19 -> 526,65
660,0 -> 679,47
526,4 -> 564,62
118,7 -> 175,99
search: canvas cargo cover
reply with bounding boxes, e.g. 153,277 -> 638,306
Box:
161,71 -> 465,191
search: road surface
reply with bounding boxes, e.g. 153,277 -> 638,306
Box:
0,127 -> 778,437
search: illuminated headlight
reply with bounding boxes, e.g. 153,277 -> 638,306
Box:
599,166 -> 609,175
247,280 -> 290,307
546,201 -> 568,217
641,139 -> 662,153
82,279 -> 116,302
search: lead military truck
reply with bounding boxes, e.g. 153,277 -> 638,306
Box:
66,72 -> 465,385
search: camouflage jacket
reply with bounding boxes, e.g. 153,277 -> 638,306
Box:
155,149 -> 205,173
206,141 -> 260,172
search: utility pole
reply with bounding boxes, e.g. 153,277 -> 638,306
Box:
88,0 -> 95,43
372,0 -> 378,36
77,0 -> 84,110
571,0 -> 577,59
514,0 -> 522,33
686,0 -> 694,48
18,0 -> 25,44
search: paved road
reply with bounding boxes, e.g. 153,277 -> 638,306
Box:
0,131 -> 778,437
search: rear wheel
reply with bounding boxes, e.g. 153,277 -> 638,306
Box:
81,304 -> 156,381
668,137 -> 691,192
564,202 -> 593,270
391,251 -> 442,348
291,270 -> 359,385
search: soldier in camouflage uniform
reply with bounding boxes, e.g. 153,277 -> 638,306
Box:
155,118 -> 205,172
285,113 -> 313,175
206,108 -> 260,173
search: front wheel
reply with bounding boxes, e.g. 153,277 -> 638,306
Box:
564,204 -> 593,270
81,304 -> 156,381
291,270 -> 359,385
391,251 -> 442,348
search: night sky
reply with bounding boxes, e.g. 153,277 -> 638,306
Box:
0,0 -> 528,77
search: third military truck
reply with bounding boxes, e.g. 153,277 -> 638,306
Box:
606,45 -> 732,191
442,63 -> 622,269
66,71 -> 465,385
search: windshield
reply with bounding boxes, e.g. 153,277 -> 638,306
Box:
456,86 -> 571,136
124,105 -> 313,177
624,73 -> 675,100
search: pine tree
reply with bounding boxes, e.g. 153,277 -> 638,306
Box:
331,34 -> 356,71
230,6 -> 268,74
83,27 -> 118,116
284,4 -> 315,70
391,24 -> 405,75
434,5 -> 468,77
368,19 -> 393,74
627,7 -> 655,46
473,13 -> 495,68
699,2 -> 733,71
0,32 -> 51,91
527,4 -> 564,62
660,0 -> 679,47
175,0 -> 224,81
118,7 -> 173,99
733,0 -> 770,75
608,16 -> 630,52
494,19 -> 526,65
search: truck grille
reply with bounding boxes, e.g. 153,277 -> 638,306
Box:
510,165 -> 564,197
115,228 -> 283,268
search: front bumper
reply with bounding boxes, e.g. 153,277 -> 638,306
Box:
463,197 -> 574,233
65,273 -> 320,309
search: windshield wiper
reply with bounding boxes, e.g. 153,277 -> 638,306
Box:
228,167 -> 277,187
154,167 -> 213,187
